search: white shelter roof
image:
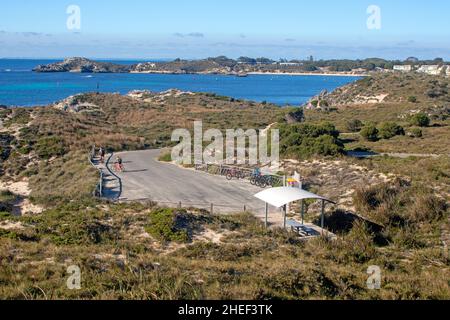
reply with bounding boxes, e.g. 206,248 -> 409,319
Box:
254,187 -> 334,208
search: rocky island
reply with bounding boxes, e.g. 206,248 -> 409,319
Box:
33,57 -> 131,73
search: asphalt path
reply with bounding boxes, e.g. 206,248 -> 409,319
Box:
109,149 -> 279,216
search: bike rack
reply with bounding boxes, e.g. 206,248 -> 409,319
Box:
194,163 -> 284,187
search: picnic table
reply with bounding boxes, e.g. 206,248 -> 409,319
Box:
286,220 -> 320,237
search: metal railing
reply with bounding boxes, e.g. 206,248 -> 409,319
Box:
105,152 -> 122,200
120,197 -> 266,214
88,145 -> 104,198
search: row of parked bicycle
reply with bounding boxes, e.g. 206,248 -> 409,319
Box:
195,164 -> 283,188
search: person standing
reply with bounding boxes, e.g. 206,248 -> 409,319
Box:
99,147 -> 106,163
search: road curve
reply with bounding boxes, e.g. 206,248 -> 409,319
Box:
109,149 -> 277,216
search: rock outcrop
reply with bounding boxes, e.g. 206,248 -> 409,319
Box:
285,109 -> 305,123
304,90 -> 330,110
54,95 -> 102,114
33,57 -> 131,73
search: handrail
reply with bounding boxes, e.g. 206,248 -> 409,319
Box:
88,146 -> 104,198
105,152 -> 122,200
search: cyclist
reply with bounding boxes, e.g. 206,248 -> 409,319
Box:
250,166 -> 263,186
253,166 -> 261,177
99,147 -> 106,164
115,155 -> 124,172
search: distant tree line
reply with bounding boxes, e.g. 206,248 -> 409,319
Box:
202,56 -> 448,72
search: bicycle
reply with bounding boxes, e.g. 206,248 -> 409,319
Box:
264,175 -> 282,188
226,167 -> 245,180
250,174 -> 268,188
113,162 -> 125,173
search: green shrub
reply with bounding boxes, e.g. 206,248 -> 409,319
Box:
360,124 -> 379,141
0,211 -> 11,218
410,113 -> 430,127
300,135 -> 343,156
340,221 -> 377,263
0,108 -> 12,119
0,190 -> 16,213
25,204 -> 118,245
4,109 -> 31,127
158,152 -> 172,162
35,137 -> 66,159
279,122 -> 343,159
146,208 -> 189,243
409,127 -> 423,138
0,229 -> 39,242
346,119 -> 363,133
378,122 -> 405,139
407,96 -> 417,103
0,190 -> 16,202
408,193 -> 447,223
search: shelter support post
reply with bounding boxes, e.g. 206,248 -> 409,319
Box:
301,200 -> 305,225
321,199 -> 325,235
265,203 -> 269,228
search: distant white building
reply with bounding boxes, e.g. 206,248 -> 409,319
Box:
393,65 -> 413,72
279,62 -> 301,66
417,65 -> 445,75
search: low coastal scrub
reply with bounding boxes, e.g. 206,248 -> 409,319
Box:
346,119 -> 363,133
408,127 -> 423,138
0,200 -> 448,299
353,180 -> 447,227
378,122 -> 405,140
145,208 -> 190,243
0,190 -> 17,215
360,122 -> 405,141
360,124 -> 379,142
3,109 -> 31,128
27,151 -> 98,206
35,136 -> 67,159
158,152 -> 172,162
279,122 -> 343,158
410,113 -> 431,127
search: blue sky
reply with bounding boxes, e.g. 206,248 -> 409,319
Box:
1,0 -> 449,59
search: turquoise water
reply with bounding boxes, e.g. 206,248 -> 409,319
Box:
0,59 -> 360,107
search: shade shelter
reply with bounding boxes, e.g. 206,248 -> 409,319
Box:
254,187 -> 336,232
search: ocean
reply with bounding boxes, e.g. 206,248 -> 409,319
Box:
0,59 -> 360,107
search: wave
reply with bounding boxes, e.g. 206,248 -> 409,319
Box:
1,69 -> 31,72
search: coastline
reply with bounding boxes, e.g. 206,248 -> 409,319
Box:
129,70 -> 367,77
247,71 -> 367,77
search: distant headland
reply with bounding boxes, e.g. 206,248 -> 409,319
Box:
33,56 -> 450,77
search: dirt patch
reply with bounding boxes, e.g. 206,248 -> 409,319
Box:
11,198 -> 43,216
193,228 -> 230,244
0,179 -> 32,197
0,179 -> 44,215
0,220 -> 25,230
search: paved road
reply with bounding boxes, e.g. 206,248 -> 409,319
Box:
109,150 -> 277,216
